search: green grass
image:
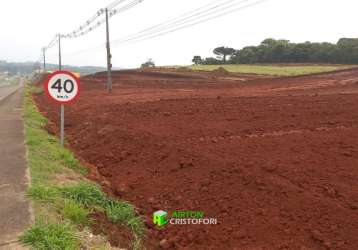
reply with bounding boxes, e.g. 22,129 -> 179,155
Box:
24,88 -> 87,186
63,200 -> 91,226
60,182 -> 144,236
60,182 -> 108,208
19,221 -> 79,250
21,85 -> 144,249
188,64 -> 354,76
105,200 -> 144,236
27,185 -> 60,203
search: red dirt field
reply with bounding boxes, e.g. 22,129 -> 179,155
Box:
34,68 -> 358,250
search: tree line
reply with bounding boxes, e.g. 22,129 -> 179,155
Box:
192,38 -> 358,65
0,60 -> 106,75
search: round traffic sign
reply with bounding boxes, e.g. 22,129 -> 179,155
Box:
44,71 -> 80,104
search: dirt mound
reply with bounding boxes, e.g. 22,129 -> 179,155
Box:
175,66 -> 193,72
34,68 -> 358,249
211,66 -> 230,77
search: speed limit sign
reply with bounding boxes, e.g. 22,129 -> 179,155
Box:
44,70 -> 80,146
45,71 -> 80,104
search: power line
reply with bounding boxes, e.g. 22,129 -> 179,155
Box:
43,0 -> 143,60
62,10 -> 104,39
66,0 -> 143,39
44,35 -> 59,50
62,0 -> 142,39
41,0 -> 144,71
112,0 -> 267,46
106,0 -> 129,9
45,0 -> 267,60
110,0 -> 143,16
62,0 -> 130,39
41,0 -> 268,70
114,0 -> 247,44
43,0 -> 143,48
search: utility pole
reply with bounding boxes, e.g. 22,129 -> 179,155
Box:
58,33 -> 64,146
58,34 -> 62,70
42,47 -> 46,72
105,8 -> 113,93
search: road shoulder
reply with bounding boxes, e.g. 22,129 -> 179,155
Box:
0,87 -> 31,249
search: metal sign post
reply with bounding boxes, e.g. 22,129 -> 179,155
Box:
60,106 -> 64,146
60,105 -> 65,146
105,8 -> 113,93
58,34 -> 65,146
42,47 -> 46,72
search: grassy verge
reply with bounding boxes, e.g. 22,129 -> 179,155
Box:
187,64 -> 354,76
20,84 -> 144,249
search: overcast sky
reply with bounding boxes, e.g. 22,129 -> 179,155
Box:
1,0 -> 357,68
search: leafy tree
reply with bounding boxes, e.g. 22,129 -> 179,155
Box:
192,56 -> 203,65
257,39 -> 292,63
202,57 -> 221,65
195,38 -> 358,65
213,46 -> 236,63
140,58 -> 155,68
337,38 -> 358,64
232,46 -> 260,64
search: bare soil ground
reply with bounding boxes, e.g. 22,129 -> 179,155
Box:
34,68 -> 358,250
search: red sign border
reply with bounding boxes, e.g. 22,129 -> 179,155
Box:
44,70 -> 81,105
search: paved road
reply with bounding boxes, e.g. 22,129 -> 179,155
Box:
0,86 -> 31,250
0,85 -> 20,103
